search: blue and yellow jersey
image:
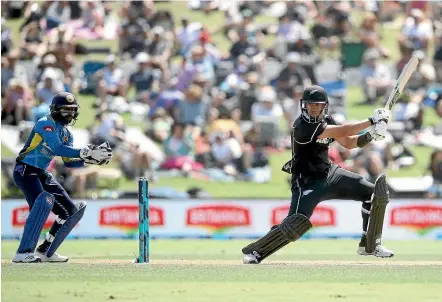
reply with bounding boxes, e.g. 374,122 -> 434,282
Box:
17,115 -> 85,170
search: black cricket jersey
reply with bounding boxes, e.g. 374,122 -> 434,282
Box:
282,115 -> 337,179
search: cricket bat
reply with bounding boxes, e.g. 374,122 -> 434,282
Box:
384,55 -> 419,110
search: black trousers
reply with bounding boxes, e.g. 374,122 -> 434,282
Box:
289,164 -> 374,218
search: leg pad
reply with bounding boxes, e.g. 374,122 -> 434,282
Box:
17,192 -> 54,253
366,174 -> 390,253
46,201 -> 87,257
242,214 -> 312,263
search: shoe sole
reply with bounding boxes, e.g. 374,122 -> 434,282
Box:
243,258 -> 259,264
12,258 -> 42,263
358,252 -> 394,258
375,253 -> 394,258
35,252 -> 69,263
39,257 -> 69,263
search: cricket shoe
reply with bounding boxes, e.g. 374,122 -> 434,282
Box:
243,253 -> 259,264
12,252 -> 41,263
357,245 -> 394,258
35,251 -> 69,262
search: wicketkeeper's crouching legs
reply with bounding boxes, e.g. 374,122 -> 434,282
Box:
242,213 -> 312,264
35,173 -> 87,262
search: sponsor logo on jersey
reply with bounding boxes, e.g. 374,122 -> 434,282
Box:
302,190 -> 313,196
316,137 -> 332,144
40,148 -> 52,157
43,126 -> 54,132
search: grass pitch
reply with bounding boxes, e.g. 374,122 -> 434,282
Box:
2,240 -> 442,302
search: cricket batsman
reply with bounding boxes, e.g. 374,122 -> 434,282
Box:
12,92 -> 113,263
243,85 -> 394,264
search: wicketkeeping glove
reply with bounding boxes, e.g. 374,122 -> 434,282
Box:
80,141 -> 113,165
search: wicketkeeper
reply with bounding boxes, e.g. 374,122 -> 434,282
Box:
243,85 -> 393,264
12,92 -> 113,263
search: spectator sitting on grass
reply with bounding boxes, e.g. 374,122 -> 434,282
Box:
179,84 -> 208,129
121,0 -> 154,21
229,28 -> 260,61
149,9 -> 175,34
358,12 -> 389,58
176,45 -> 215,92
118,6 -> 150,57
128,52 -> 161,103
1,50 -> 19,96
405,50 -> 436,94
251,87 -> 283,122
1,78 -> 34,125
161,123 -> 203,172
146,108 -> 173,143
208,90 -> 239,124
211,131 -> 245,176
97,55 -> 126,108
46,1 -> 71,29
145,26 -> 172,65
90,111 -> 126,149
209,112 -> 244,144
360,48 -> 393,105
276,52 -> 310,98
20,21 -> 45,58
117,141 -> 153,180
31,97 -> 50,123
399,8 -> 433,53
176,18 -> 202,55
148,77 -> 183,120
36,68 -> 65,104
80,1 -> 105,38
163,123 -> 194,159
1,18 -> 13,55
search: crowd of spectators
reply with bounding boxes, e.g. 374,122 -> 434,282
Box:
1,0 -> 441,197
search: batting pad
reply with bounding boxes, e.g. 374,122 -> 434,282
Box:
366,174 -> 389,253
242,214 -> 312,263
18,192 -> 54,253
46,201 -> 87,257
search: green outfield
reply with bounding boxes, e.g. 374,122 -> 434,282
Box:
2,239 -> 442,302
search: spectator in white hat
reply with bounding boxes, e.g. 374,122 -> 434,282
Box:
276,52 -> 310,98
251,86 -> 283,122
128,52 -> 161,103
399,8 -> 433,52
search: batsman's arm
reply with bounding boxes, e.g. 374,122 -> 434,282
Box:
335,132 -> 373,149
317,119 -> 372,139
